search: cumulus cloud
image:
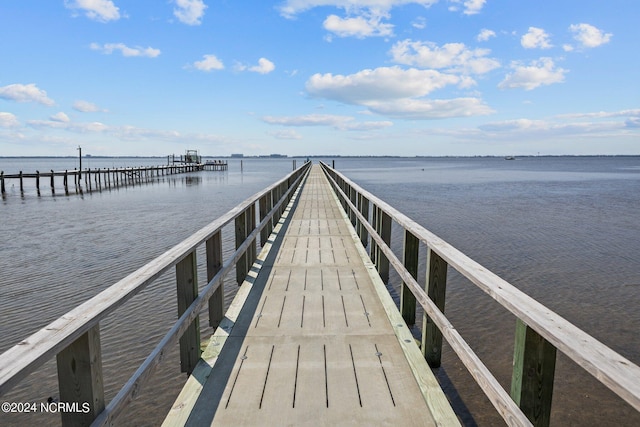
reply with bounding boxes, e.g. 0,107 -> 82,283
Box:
0,112 -> 20,128
477,28 -> 496,42
306,66 -> 461,104
569,23 -> 612,48
556,109 -> 640,120
521,27 -> 553,49
249,58 -> 276,74
173,0 -> 207,25
365,97 -> 493,119
50,112 -> 71,123
323,11 -> 394,38
447,0 -> 486,15
278,0 -> 439,18
73,100 -> 107,112
90,43 -> 161,57
263,114 -> 392,131
64,0 -> 121,22
305,67 -> 493,119
0,83 -> 55,106
27,119 -> 109,133
498,58 -> 567,90
192,54 -> 225,71
390,39 -> 500,74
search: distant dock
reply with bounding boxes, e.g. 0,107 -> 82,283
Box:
0,161 -> 228,197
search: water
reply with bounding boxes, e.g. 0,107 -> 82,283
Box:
1,156 -> 639,426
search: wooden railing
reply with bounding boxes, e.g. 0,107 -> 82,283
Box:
1,164 -> 207,196
0,161 -> 311,426
320,161 -> 640,427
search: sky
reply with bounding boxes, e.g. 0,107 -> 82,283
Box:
0,1 -> 638,157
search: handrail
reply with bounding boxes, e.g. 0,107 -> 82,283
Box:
0,161 -> 311,426
319,161 -> 640,426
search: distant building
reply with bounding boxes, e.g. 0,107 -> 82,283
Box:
231,153 -> 244,158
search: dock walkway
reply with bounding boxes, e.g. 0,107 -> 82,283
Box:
164,165 -> 458,426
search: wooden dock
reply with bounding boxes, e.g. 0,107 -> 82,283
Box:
1,161 -> 639,427
163,165 -> 458,426
0,162 -> 227,197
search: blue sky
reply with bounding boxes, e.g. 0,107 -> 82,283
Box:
0,1 -> 638,156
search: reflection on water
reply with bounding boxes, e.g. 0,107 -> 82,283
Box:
1,156 -> 639,426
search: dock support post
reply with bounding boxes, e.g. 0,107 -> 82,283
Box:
0,171 -> 4,195
235,210 -> 248,285
249,204 -> 257,262
378,210 -> 391,283
510,319 -> 556,427
370,205 -> 378,264
259,194 -> 271,246
50,170 -> 55,195
36,171 -> 41,196
19,171 -> 24,193
207,232 -> 224,329
64,170 -> 69,195
56,325 -> 105,427
401,230 -> 419,326
422,249 -> 448,367
176,251 -> 201,374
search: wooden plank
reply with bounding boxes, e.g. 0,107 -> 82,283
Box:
207,231 -> 224,329
401,229 -> 419,326
320,162 -> 640,413
176,251 -> 201,374
56,325 -> 104,427
511,319 -> 557,427
422,248 -> 448,368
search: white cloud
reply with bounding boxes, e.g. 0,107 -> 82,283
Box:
556,109 -> 640,120
306,66 -> 460,104
562,44 -> 574,52
173,0 -> 207,26
268,129 -> 303,140
365,97 -> 493,119
323,12 -> 393,38
27,119 -> 109,133
477,28 -> 496,42
262,114 -> 392,131
278,1 -> 439,18
448,0 -> 486,15
390,39 -> 500,74
305,67 -> 493,119
64,0 -> 121,22
499,58 -> 567,91
521,27 -> 553,49
0,83 -> 55,106
50,112 -> 71,123
73,100 -> 107,112
90,43 -> 161,58
249,58 -> 276,74
193,54 -> 225,71
0,112 -> 20,128
412,17 -> 426,29
569,23 -> 612,48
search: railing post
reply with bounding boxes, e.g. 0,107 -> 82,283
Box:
370,205 -> 379,264
401,230 -> 419,326
422,248 -> 448,367
235,209 -> 248,285
56,325 -> 105,426
511,319 -> 557,427
206,231 -> 224,329
175,251 -> 200,374
248,203 -> 257,265
359,194 -> 369,247
378,210 -> 391,283
259,194 -> 271,246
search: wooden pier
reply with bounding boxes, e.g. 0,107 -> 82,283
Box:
0,162 -> 227,197
1,163 -> 639,427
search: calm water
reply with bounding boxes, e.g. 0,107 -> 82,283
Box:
1,156 -> 639,426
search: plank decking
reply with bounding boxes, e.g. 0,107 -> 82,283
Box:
164,166 -> 459,426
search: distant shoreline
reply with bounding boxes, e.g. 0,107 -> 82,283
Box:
1,154 -> 639,159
